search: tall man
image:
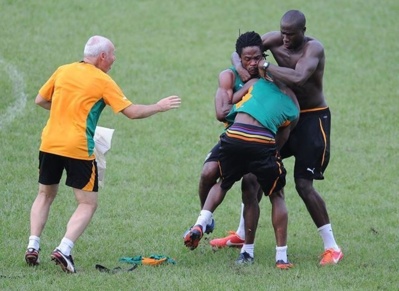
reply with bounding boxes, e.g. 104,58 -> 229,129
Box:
25,35 -> 181,273
213,10 -> 343,266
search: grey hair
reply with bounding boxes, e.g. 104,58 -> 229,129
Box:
83,35 -> 112,57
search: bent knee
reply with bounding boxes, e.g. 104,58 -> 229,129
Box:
241,174 -> 259,191
201,162 -> 220,182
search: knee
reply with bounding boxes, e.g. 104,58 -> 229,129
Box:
200,163 -> 219,183
241,174 -> 259,194
295,179 -> 314,199
270,189 -> 285,201
85,199 -> 98,213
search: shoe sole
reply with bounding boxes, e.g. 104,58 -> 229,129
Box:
276,264 -> 294,270
210,243 -> 243,249
235,260 -> 254,265
184,229 -> 203,250
319,254 -> 344,266
210,239 -> 244,248
51,253 -> 75,273
25,255 -> 39,266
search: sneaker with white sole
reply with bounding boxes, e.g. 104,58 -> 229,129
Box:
319,247 -> 343,266
51,249 -> 76,273
209,231 -> 244,248
25,248 -> 40,266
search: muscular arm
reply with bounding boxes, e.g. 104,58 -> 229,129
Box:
35,94 -> 51,110
215,69 -> 256,121
262,41 -> 324,87
214,70 -> 235,121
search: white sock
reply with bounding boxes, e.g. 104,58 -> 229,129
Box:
28,235 -> 40,250
57,237 -> 74,256
195,210 -> 213,232
275,245 -> 288,262
318,224 -> 339,250
241,244 -> 254,258
235,203 -> 245,239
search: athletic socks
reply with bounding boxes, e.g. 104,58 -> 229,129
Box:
195,210 -> 213,232
318,224 -> 340,250
28,235 -> 40,250
275,245 -> 288,262
235,203 -> 246,239
57,237 -> 74,256
241,244 -> 254,258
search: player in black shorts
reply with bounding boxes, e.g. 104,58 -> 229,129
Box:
280,108 -> 331,180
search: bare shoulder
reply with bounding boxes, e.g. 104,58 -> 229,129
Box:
218,68 -> 235,85
306,37 -> 324,51
219,68 -> 235,79
304,37 -> 325,57
261,31 -> 282,48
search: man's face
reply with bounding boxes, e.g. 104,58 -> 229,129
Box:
280,22 -> 305,49
240,46 -> 263,77
99,43 -> 116,73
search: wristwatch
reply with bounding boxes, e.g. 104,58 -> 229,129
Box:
262,61 -> 270,70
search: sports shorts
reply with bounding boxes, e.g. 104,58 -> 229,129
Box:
218,123 -> 286,196
280,107 -> 331,180
203,141 -> 221,164
38,151 -> 98,192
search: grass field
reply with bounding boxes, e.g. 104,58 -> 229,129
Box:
0,0 -> 398,290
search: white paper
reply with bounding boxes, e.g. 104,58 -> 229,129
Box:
94,126 -> 115,187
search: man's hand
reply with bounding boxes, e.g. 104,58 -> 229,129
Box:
258,60 -> 274,82
236,64 -> 251,82
156,95 -> 181,112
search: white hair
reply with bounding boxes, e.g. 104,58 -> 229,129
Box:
83,35 -> 112,58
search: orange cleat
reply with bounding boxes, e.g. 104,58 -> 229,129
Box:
276,260 -> 294,270
319,247 -> 343,266
209,231 -> 244,248
183,225 -> 203,250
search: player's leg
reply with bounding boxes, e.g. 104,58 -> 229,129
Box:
295,178 -> 342,265
198,161 -> 219,208
293,109 -> 342,265
26,183 -> 59,266
235,174 -> 259,264
269,189 -> 293,269
184,182 -> 227,250
26,152 -> 63,266
51,158 -> 98,273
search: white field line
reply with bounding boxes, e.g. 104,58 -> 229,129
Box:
0,58 -> 27,130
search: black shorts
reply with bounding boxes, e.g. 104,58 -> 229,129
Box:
38,151 -> 99,192
203,141 -> 221,164
280,108 -> 331,180
218,125 -> 286,196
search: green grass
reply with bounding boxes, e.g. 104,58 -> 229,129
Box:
0,0 -> 398,290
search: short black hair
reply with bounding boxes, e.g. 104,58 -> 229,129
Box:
281,10 -> 306,29
235,31 -> 263,56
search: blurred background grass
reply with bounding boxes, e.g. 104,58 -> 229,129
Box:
0,0 -> 397,290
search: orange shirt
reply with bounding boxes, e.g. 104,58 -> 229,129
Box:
38,62 -> 132,160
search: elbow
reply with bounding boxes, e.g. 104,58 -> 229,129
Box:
216,115 -> 225,122
292,76 -> 308,87
215,111 -> 226,122
34,96 -> 42,106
